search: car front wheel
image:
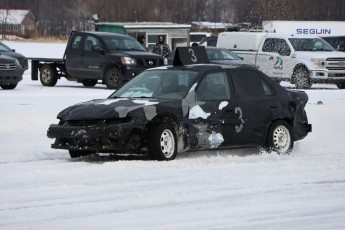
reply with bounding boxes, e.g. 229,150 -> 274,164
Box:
148,123 -> 177,161
266,120 -> 293,154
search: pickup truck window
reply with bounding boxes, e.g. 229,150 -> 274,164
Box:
289,38 -> 334,51
71,35 -> 82,50
84,36 -> 102,51
262,38 -> 291,56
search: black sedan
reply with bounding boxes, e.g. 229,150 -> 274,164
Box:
165,47 -> 257,68
47,48 -> 311,160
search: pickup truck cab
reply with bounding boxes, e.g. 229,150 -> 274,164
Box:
217,32 -> 345,89
30,31 -> 164,89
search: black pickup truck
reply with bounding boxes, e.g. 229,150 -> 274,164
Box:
30,31 -> 164,89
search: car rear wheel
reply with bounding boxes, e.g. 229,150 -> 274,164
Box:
40,64 -> 58,86
266,120 -> 293,154
104,67 -> 122,89
1,83 -> 17,90
81,79 -> 98,87
293,67 -> 311,89
148,123 -> 177,161
68,150 -> 94,158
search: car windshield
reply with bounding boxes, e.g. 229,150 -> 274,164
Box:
289,38 -> 335,51
206,49 -> 240,60
103,36 -> 146,52
110,70 -> 199,100
0,42 -> 12,52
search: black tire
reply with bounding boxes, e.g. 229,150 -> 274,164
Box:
68,150 -> 94,158
147,123 -> 177,161
40,64 -> 58,86
265,120 -> 293,154
104,67 -> 122,89
1,84 -> 17,90
293,66 -> 311,89
81,79 -> 98,87
336,82 -> 345,89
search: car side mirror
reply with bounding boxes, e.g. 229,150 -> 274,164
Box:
12,49 -> 16,52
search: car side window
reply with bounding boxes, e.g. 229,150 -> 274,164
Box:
262,38 -> 291,56
262,38 -> 275,52
261,79 -> 274,96
196,72 -> 231,101
70,35 -> 82,50
230,69 -> 274,98
84,36 -> 102,51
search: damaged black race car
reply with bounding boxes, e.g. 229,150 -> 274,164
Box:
47,47 -> 312,160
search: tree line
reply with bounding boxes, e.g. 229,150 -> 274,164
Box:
0,0 -> 345,37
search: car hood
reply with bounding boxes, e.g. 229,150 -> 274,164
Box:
58,98 -> 169,121
0,54 -> 17,63
0,51 -> 26,60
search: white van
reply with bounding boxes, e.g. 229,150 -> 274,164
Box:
217,32 -> 345,89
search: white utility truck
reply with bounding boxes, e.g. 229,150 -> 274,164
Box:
217,32 -> 345,89
262,20 -> 345,51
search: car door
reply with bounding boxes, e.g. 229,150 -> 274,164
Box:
190,71 -> 238,149
79,35 -> 103,78
65,33 -> 83,77
229,68 -> 280,145
259,38 -> 295,80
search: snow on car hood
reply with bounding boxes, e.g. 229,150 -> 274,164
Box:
57,98 -> 162,121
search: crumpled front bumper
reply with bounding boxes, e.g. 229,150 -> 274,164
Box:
47,120 -> 143,153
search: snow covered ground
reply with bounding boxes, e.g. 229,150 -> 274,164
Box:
1,41 -> 345,230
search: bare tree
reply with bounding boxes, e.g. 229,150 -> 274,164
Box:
1,0 -> 345,37
0,9 -> 9,39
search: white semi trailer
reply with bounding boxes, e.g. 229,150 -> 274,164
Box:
262,21 -> 345,51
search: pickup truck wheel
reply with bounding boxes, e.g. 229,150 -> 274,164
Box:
40,64 -> 58,86
81,79 -> 98,87
147,123 -> 177,161
1,84 -> 17,90
265,120 -> 293,154
104,68 -> 122,89
293,67 -> 311,89
336,82 -> 345,89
